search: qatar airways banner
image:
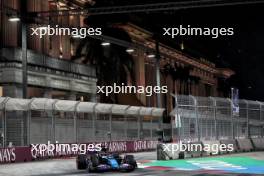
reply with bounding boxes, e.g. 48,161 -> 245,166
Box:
0,140 -> 158,164
0,147 -> 31,164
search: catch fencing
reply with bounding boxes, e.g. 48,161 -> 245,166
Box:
0,97 -> 164,147
170,95 -> 264,141
2,95 -> 262,147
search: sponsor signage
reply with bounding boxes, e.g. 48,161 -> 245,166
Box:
0,147 -> 31,164
0,148 -> 16,163
0,140 -> 157,164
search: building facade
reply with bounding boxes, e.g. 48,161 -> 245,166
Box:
0,0 -> 97,101
119,23 -> 234,115
0,0 -> 234,112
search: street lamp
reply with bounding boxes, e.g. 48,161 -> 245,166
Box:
8,16 -> 20,22
101,41 -> 110,46
147,54 -> 155,58
126,48 -> 135,53
8,14 -> 27,98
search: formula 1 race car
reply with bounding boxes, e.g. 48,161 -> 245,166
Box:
76,152 -> 137,173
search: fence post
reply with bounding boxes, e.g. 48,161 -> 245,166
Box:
124,115 -> 127,140
228,98 -> 234,139
109,114 -> 112,142
175,94 -> 179,141
260,102 -> 263,121
195,98 -> 200,141
137,107 -> 142,140
150,116 -> 153,140
256,101 -> 262,121
190,96 -> 200,141
245,100 -> 249,138
109,105 -> 114,142
73,101 -> 81,143
93,103 -> 98,142
171,94 -> 179,142
140,113 -> 144,140
2,98 -> 9,147
150,108 -> 154,140
27,98 -> 35,145
3,107 -> 6,147
210,97 -> 218,140
261,102 -> 264,137
1,109 -> 3,147
51,100 -> 59,143
21,112 -> 24,146
124,106 -> 130,140
256,101 -> 263,137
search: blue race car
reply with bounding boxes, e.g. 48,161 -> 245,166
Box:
76,152 -> 137,173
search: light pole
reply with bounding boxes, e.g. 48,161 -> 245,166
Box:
21,2 -> 28,99
21,22 -> 27,99
155,40 -> 163,131
8,5 -> 28,146
9,14 -> 27,99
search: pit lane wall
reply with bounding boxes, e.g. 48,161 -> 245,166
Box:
0,140 -> 158,164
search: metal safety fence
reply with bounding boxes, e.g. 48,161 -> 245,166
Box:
0,97 -> 164,147
170,95 -> 264,142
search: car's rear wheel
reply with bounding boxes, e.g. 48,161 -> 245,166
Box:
123,155 -> 137,168
77,154 -> 87,170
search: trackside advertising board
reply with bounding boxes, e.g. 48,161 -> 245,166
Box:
0,140 -> 158,164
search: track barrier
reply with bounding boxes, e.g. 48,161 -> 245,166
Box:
0,140 -> 157,164
157,137 -> 264,160
236,138 -> 253,152
251,137 -> 264,150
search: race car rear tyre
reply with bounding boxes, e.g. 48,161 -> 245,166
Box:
123,155 -> 137,168
77,154 -> 87,170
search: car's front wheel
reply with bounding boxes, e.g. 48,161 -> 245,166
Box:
76,154 -> 87,170
86,160 -> 93,173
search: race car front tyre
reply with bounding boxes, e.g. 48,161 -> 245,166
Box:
77,154 -> 87,170
87,161 -> 93,173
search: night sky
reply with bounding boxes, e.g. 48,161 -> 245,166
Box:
91,1 -> 264,101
